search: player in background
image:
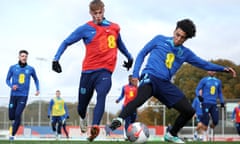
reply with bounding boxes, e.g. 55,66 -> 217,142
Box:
115,75 -> 138,139
195,71 -> 225,141
52,0 -> 133,141
6,50 -> 40,141
191,95 -> 203,140
232,101 -> 240,135
48,90 -> 69,139
109,19 -> 236,144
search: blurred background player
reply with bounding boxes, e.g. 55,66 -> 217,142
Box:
115,75 -> 138,140
48,90 -> 69,139
195,71 -> 225,141
6,50 -> 40,141
192,95 -> 203,140
52,0 -> 133,141
232,101 -> 240,135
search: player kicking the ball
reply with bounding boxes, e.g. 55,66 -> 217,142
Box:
109,19 -> 236,144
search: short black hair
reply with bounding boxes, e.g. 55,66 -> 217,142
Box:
176,19 -> 196,39
19,50 -> 29,55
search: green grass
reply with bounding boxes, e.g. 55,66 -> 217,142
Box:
1,140 -> 240,144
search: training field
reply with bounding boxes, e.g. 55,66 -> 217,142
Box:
1,140 -> 240,144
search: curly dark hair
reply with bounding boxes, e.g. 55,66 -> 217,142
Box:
19,50 -> 28,55
176,19 -> 196,39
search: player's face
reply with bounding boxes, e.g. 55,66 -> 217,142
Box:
18,53 -> 28,64
208,71 -> 216,76
90,8 -> 104,24
173,28 -> 187,46
56,91 -> 61,97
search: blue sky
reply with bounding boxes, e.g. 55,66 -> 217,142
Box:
0,0 -> 239,113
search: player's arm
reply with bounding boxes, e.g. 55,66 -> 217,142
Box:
117,34 -> 133,71
191,98 -> 196,109
64,103 -> 69,118
186,50 -> 236,77
232,108 -> 236,121
31,67 -> 40,96
218,81 -> 224,107
6,66 -> 14,88
52,25 -> 86,73
132,36 -> 157,79
53,26 -> 86,61
48,100 -> 54,118
195,79 -> 204,102
191,99 -> 197,118
116,87 -> 124,103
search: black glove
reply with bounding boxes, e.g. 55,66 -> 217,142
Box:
221,103 -> 225,108
67,116 -> 69,119
52,61 -> 62,73
123,59 -> 133,71
48,115 -> 50,119
198,96 -> 204,102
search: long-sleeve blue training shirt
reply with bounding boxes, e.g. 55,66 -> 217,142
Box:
132,35 -> 226,80
6,64 -> 40,96
195,76 -> 224,104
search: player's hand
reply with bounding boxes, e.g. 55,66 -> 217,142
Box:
224,67 -> 236,77
221,103 -> 225,108
115,100 -> 119,103
48,115 -> 50,119
67,116 -> 69,119
12,85 -> 18,91
35,91 -> 40,96
198,96 -> 204,102
123,59 -> 133,71
52,61 -> 62,73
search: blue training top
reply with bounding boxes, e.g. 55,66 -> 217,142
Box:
195,76 -> 224,104
132,35 -> 226,80
6,64 -> 40,96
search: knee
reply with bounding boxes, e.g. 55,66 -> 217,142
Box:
185,108 -> 195,119
211,122 -> 217,128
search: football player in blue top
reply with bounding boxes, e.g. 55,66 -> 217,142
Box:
6,50 -> 40,141
195,71 -> 225,141
109,19 -> 236,144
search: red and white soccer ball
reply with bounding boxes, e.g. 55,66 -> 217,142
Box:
126,122 -> 150,143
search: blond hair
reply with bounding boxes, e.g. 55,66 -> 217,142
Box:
89,0 -> 104,11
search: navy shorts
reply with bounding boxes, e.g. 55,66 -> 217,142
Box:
9,96 -> 28,120
140,73 -> 184,108
200,103 -> 219,126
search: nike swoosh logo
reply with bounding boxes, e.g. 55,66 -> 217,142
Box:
134,128 -> 143,137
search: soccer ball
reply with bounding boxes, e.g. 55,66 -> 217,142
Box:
126,122 -> 149,143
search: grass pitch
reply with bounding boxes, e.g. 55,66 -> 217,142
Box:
1,140 -> 240,144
